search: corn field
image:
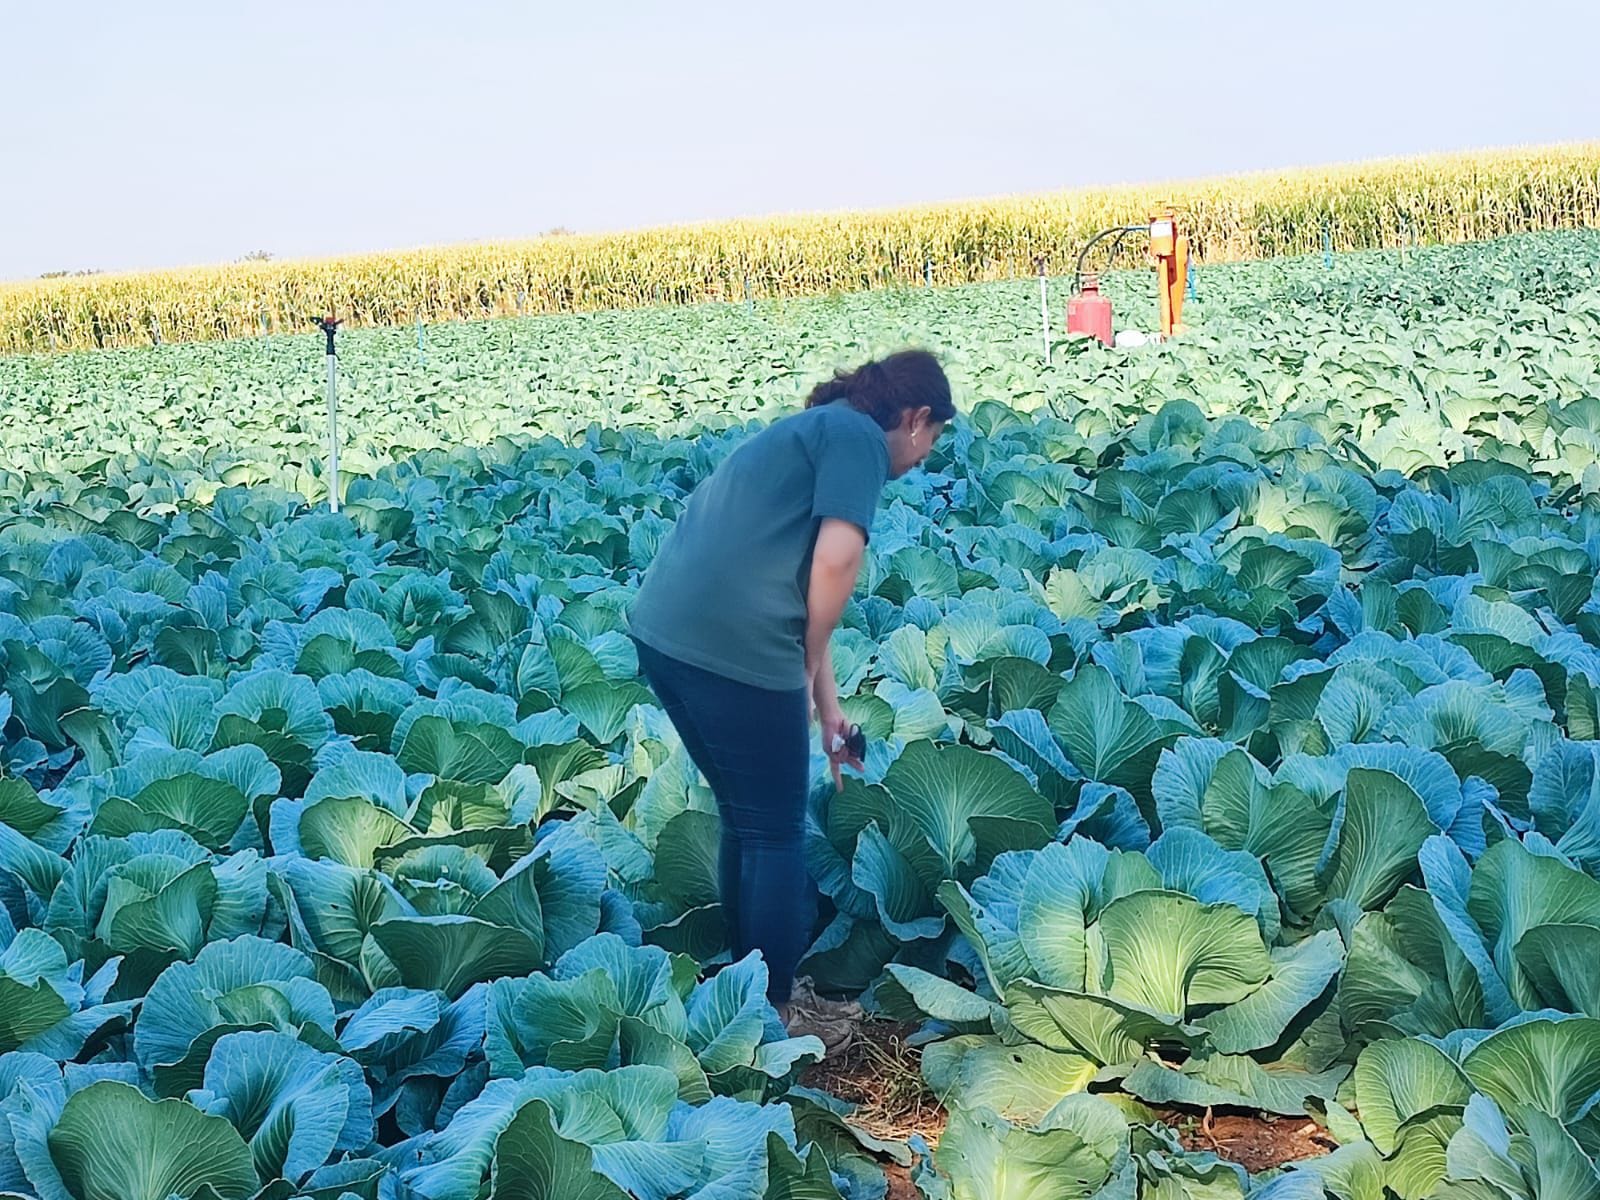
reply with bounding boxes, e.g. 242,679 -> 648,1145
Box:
5,143 -> 1598,354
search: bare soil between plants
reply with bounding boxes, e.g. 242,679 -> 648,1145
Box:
1165,1109 -> 1335,1175
802,1020 -> 1333,1195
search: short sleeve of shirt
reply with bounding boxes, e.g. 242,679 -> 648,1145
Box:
811,413 -> 889,540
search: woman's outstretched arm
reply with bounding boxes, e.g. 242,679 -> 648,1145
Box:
805,518 -> 866,687
806,519 -> 866,787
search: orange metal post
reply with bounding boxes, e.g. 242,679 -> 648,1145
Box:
1168,234 -> 1188,334
1149,209 -> 1187,337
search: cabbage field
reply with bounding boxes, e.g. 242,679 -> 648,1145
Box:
1,230 -> 1600,1199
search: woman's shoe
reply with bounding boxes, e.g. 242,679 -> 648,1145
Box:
782,1008 -> 856,1059
780,977 -> 863,1059
788,976 -> 864,1021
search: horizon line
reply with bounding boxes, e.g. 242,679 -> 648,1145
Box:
6,139 -> 1596,290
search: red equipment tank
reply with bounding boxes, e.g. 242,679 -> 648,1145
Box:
1066,274 -> 1113,346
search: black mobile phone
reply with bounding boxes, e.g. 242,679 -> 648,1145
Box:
844,724 -> 866,760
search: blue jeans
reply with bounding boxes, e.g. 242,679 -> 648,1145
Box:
633,638 -> 814,1005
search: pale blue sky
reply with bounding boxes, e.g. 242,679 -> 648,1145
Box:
3,0 -> 1593,281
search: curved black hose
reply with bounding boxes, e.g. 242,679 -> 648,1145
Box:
1074,225 -> 1148,293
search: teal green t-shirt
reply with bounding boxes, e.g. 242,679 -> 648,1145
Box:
627,401 -> 890,690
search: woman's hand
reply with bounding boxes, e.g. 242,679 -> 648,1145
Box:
806,520 -> 868,792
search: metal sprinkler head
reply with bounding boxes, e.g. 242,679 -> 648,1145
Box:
314,314 -> 342,355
